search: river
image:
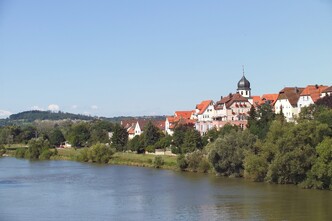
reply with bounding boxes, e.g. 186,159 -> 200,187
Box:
0,157 -> 331,221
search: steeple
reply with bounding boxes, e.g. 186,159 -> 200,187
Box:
237,66 -> 251,98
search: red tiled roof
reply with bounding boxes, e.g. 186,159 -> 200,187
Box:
251,96 -> 261,106
196,100 -> 213,115
261,94 -> 279,106
277,87 -> 304,107
215,93 -> 250,109
175,110 -> 194,119
301,85 -> 328,102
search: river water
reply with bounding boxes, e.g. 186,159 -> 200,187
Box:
0,157 -> 331,221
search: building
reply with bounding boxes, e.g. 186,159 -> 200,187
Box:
274,87 -> 304,122
321,86 -> 332,98
194,100 -> 215,135
213,93 -> 252,129
298,85 -> 328,110
165,110 -> 196,135
121,119 -> 165,140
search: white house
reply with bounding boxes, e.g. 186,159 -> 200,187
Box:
320,86 -> 332,98
274,87 -> 304,122
298,85 -> 328,110
194,100 -> 215,135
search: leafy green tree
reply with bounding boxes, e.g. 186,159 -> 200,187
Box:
173,124 -> 191,147
182,128 -> 202,153
208,130 -> 257,177
247,104 -> 275,139
88,143 -> 115,163
89,120 -> 113,144
154,135 -> 172,149
49,128 -> 65,147
26,138 -> 51,160
111,124 -> 128,151
67,122 -> 90,147
128,135 -> 144,153
302,137 -> 332,190
142,121 -> 161,147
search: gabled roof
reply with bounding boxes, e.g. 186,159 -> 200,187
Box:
301,85 -> 328,102
175,110 -> 194,119
261,94 -> 279,106
196,100 -> 213,115
322,86 -> 332,93
215,93 -> 250,110
277,87 -> 304,107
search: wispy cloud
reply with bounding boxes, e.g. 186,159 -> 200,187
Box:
71,105 -> 78,109
91,105 -> 98,110
0,109 -> 12,118
48,104 -> 60,112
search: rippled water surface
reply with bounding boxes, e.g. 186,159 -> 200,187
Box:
1,157 -> 331,221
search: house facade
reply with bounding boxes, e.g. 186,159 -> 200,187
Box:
274,87 -> 304,122
298,85 -> 328,110
194,100 -> 215,135
213,93 -> 252,129
321,86 -> 332,98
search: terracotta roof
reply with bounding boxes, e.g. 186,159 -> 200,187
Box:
322,86 -> 332,93
262,94 -> 279,106
251,96 -> 261,106
175,110 -> 194,119
277,87 -> 304,107
301,85 -> 328,102
121,120 -> 137,129
196,100 -> 213,115
215,93 -> 249,110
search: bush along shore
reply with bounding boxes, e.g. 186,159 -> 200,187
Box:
1,103 -> 332,190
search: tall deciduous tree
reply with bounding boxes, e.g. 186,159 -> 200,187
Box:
111,124 -> 128,151
67,123 -> 90,147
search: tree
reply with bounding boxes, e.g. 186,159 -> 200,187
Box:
88,143 -> 115,163
247,104 -> 275,139
67,122 -> 90,147
26,138 -> 51,160
208,130 -> 257,177
182,128 -> 202,153
49,128 -> 65,147
111,124 -> 128,151
303,137 -> 332,190
89,120 -> 113,144
173,124 -> 191,147
142,121 -> 161,147
128,135 -> 144,153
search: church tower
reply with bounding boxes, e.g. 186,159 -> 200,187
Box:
237,66 -> 251,98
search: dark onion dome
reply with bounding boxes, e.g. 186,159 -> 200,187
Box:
237,75 -> 251,90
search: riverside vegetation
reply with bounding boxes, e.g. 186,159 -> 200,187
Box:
1,96 -> 332,190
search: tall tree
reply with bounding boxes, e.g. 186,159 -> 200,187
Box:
142,121 -> 161,147
67,123 -> 90,147
111,124 -> 128,151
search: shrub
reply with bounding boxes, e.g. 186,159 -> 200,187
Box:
39,149 -> 53,160
154,156 -> 164,168
77,143 -> 115,163
177,154 -> 188,171
15,148 -> 26,158
0,145 -> 6,156
145,145 -> 155,153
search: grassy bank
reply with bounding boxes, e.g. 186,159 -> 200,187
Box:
50,148 -> 178,170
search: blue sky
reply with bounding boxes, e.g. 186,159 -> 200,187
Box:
1,0 -> 332,118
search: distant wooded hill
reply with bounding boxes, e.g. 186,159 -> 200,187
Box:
0,110 -> 166,126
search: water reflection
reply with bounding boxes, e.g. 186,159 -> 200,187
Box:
0,157 -> 332,221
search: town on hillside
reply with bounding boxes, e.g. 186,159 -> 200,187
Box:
121,73 -> 332,138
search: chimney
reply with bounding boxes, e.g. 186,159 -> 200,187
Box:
220,96 -> 223,100
295,87 -> 298,94
315,84 -> 319,89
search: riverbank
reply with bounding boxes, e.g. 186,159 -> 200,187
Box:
53,148 -> 179,170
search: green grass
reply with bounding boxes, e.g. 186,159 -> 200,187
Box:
110,152 -> 178,170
